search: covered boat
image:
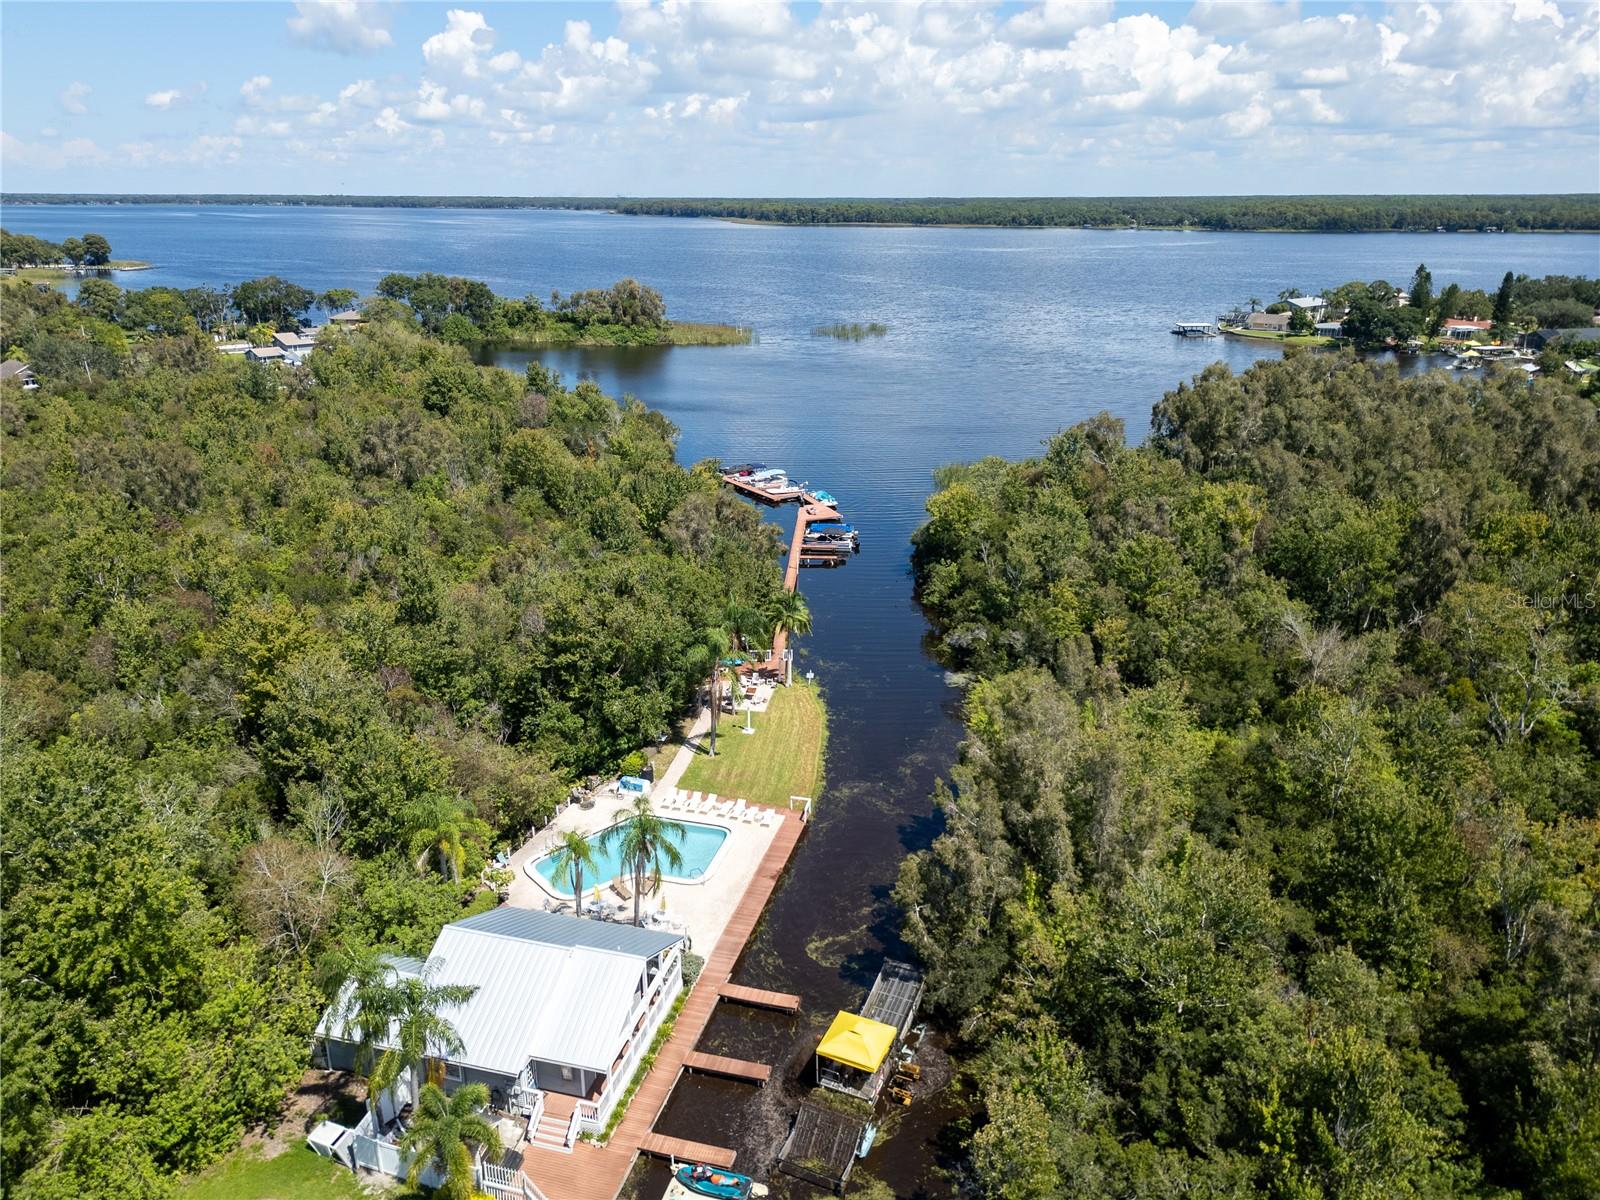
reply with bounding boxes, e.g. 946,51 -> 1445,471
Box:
810,489 -> 838,506
674,1162 -> 757,1199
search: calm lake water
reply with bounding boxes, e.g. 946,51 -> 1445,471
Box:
7,205 -> 1596,1196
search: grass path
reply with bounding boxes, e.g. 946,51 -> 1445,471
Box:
678,679 -> 826,807
178,1146 -> 415,1200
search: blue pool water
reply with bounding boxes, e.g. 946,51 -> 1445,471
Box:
533,819 -> 729,897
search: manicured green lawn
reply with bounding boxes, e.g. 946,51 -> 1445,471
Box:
678,679 -> 827,807
178,1146 -> 411,1200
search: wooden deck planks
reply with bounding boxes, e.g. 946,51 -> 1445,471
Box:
717,983 -> 802,1012
638,1133 -> 738,1169
520,811 -> 805,1200
683,1051 -> 773,1084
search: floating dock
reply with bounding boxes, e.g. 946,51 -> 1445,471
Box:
683,1051 -> 772,1084
638,1132 -> 737,1169
718,982 -> 802,1013
776,1100 -> 867,1194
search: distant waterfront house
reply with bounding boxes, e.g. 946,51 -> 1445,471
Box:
329,308 -> 365,325
245,344 -> 287,363
1286,296 -> 1328,320
1315,320 -> 1346,337
316,907 -> 685,1165
272,330 -> 318,362
1441,318 -> 1494,340
0,359 -> 38,388
1525,327 -> 1600,353
1246,311 -> 1292,332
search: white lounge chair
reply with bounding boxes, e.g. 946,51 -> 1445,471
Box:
760,808 -> 776,828
728,798 -> 745,820
701,793 -> 718,815
743,802 -> 760,824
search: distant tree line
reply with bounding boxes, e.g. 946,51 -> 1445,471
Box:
1,227 -> 113,267
3,194 -> 1598,231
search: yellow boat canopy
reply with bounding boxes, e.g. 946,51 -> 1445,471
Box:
815,1011 -> 897,1073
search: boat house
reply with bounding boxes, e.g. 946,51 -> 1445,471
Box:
315,907 -> 686,1174
814,959 -> 925,1102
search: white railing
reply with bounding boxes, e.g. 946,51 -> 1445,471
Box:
574,1099 -> 602,1138
564,1104 -> 584,1147
478,1163 -> 551,1200
523,1090 -> 544,1143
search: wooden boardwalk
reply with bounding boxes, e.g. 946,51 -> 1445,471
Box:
684,1051 -> 773,1084
717,983 -> 802,1013
639,1133 -> 738,1168
521,811 -> 805,1200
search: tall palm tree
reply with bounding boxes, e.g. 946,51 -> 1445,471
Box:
547,830 -> 598,914
404,793 -> 488,882
763,588 -> 813,646
687,627 -> 732,757
603,795 -> 686,926
398,1082 -> 501,1200
326,945 -> 402,1081
369,963 -> 477,1106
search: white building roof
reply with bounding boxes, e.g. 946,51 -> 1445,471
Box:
322,908 -> 683,1078
1287,296 -> 1326,309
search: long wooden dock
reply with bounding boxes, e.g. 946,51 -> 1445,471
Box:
639,1132 -> 738,1169
683,1051 -> 773,1084
717,982 -> 802,1012
521,811 -> 804,1200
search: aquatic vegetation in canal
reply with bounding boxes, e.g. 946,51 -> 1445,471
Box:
812,322 -> 889,340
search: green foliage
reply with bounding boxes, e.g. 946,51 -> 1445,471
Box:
0,289 -> 784,1191
901,352 -> 1600,1199
397,1082 -> 499,1200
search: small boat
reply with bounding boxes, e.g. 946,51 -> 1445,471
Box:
724,463 -> 762,477
747,468 -> 786,484
809,489 -> 838,506
807,521 -> 857,537
1171,321 -> 1217,337
799,555 -> 847,569
856,1122 -> 878,1158
763,481 -> 804,499
674,1163 -> 758,1199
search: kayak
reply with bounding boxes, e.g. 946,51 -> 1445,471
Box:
674,1163 -> 756,1199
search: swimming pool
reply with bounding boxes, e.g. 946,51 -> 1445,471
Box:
531,820 -> 730,898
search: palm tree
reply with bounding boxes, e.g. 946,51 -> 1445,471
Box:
687,626 -> 732,757
547,830 -> 598,915
404,793 -> 488,882
398,1082 -> 501,1200
369,962 -> 477,1107
326,945 -> 403,1081
763,588 -> 813,646
603,795 -> 686,926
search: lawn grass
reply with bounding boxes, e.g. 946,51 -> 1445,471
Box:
678,679 -> 827,807
178,1146 -> 406,1200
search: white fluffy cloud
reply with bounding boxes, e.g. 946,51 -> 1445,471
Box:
286,1 -> 393,55
58,81 -> 90,115
20,0 -> 1593,190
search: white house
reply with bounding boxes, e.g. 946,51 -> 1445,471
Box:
0,359 -> 39,388
245,345 -> 287,363
1286,296 -> 1328,320
315,907 -> 685,1175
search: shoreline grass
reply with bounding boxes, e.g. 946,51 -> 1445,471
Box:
679,678 -> 827,807
486,319 -> 751,349
812,322 -> 888,340
1219,325 -> 1338,347
7,259 -> 153,282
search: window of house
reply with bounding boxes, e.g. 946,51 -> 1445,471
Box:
443,1062 -> 462,1082
560,1065 -> 574,1081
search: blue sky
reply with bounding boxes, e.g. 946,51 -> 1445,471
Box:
2,1 -> 1596,195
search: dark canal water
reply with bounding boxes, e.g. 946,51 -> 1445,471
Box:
7,205 -> 1596,1197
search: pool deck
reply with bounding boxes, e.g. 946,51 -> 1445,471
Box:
507,791 -> 779,956
517,808 -> 806,1200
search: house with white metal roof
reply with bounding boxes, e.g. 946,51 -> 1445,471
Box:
316,906 -> 685,1163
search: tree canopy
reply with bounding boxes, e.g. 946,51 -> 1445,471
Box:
900,351 -> 1600,1199
0,276 -> 784,1196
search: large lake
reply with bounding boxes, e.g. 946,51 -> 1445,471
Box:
8,205 -> 1596,1194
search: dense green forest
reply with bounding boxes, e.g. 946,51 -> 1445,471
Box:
1,227 -> 114,268
0,278 -> 785,1197
4,194 -> 1598,231
897,353 -> 1600,1198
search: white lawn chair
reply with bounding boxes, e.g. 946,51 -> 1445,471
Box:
663,789 -> 682,811
743,802 -> 760,824
728,798 -> 745,821
760,808 -> 776,828
700,793 -> 718,815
